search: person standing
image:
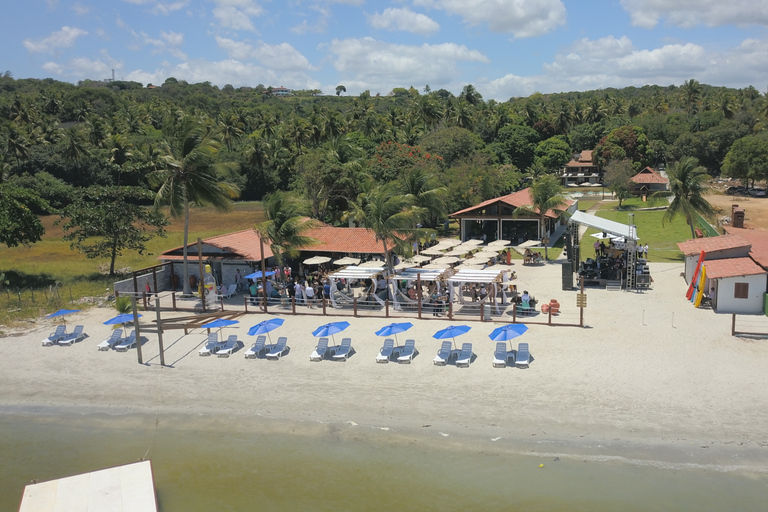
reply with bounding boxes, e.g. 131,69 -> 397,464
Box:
294,280 -> 303,305
643,243 -> 649,259
305,281 -> 315,308
235,269 -> 243,291
593,240 -> 601,257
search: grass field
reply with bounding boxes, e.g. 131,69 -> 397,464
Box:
0,202 -> 265,324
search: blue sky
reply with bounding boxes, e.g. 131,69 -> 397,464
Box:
5,0 -> 768,100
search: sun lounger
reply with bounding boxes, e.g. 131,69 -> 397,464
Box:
433,341 -> 453,366
199,333 -> 221,356
396,339 -> 416,364
244,335 -> 267,359
222,284 -> 237,299
310,337 -> 329,361
515,342 -> 530,368
57,325 -> 85,346
266,336 -> 288,360
376,338 -> 395,363
115,331 -> 137,352
492,342 -> 509,368
456,342 -> 473,368
42,325 -> 67,346
332,337 -> 352,361
97,329 -> 123,351
216,335 -> 240,357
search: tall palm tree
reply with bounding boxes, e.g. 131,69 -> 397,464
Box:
256,191 -> 320,282
662,157 -> 713,239
345,180 -> 426,272
512,175 -> 569,260
150,116 -> 240,295
398,167 -> 446,228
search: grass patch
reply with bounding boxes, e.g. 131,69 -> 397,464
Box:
576,198 -> 602,211
617,196 -> 669,209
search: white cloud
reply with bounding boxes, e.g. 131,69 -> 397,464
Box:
368,8 -> 440,36
23,26 -> 88,54
621,0 -> 768,29
481,36 -> 768,100
152,1 -> 189,15
41,56 -> 117,80
212,0 -> 263,31
325,37 -> 488,94
71,3 -> 90,15
414,0 -> 565,37
142,30 -> 187,59
215,37 -> 313,71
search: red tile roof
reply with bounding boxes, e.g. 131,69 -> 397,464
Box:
704,257 -> 766,279
160,225 -> 390,262
723,226 -> 768,268
450,187 -> 574,219
630,167 -> 668,184
676,234 -> 751,256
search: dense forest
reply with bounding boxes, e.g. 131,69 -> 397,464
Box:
1,74 -> 767,242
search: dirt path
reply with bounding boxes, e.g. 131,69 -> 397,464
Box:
705,193 -> 768,230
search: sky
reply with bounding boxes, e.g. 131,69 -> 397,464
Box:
4,0 -> 768,100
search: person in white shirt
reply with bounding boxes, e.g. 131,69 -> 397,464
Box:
305,281 -> 315,308
294,281 -> 303,305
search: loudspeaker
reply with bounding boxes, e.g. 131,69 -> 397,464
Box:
561,261 -> 573,290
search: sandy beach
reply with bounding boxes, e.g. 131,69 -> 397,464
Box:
3,261 -> 768,471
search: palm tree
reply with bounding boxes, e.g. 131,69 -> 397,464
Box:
398,167 -> 446,228
512,175 -> 569,260
150,116 -> 240,295
256,191 -> 320,282
345,180 -> 426,272
662,157 -> 713,239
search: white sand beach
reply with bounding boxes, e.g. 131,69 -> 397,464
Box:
3,261 -> 768,470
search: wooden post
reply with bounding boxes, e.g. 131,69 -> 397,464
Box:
385,299 -> 389,318
244,295 -> 249,313
197,238 -> 206,313
731,313 -> 736,336
172,291 -> 176,310
131,296 -> 143,365
152,268 -> 158,299
155,297 -> 165,366
512,303 -> 517,323
480,302 -> 484,322
291,297 -> 296,315
416,274 -> 422,319
580,276 -> 585,328
548,304 -> 552,325
259,236 -> 268,313
142,291 -> 148,310
322,298 -> 327,315
353,297 -> 358,317
132,273 -> 138,296
448,300 -> 453,320
170,262 -> 175,290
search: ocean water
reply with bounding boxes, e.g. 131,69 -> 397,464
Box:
2,412 -> 767,512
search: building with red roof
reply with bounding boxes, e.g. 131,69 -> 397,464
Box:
561,150 -> 601,187
630,167 -> 669,195
449,187 -> 577,244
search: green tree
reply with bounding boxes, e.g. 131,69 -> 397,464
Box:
345,180 -> 425,272
512,175 -> 569,260
398,167 -> 446,228
722,133 -> 768,188
150,116 -> 240,295
603,159 -> 635,207
534,136 -> 571,172
60,186 -> 168,275
0,184 -> 48,247
661,157 -> 713,239
489,124 -> 540,171
256,191 -> 320,282
336,85 -> 346,96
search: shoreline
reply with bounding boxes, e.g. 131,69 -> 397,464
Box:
3,262 -> 768,477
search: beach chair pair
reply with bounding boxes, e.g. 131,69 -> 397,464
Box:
114,331 -> 138,352
433,342 -> 472,367
199,333 -> 222,356
244,336 -> 288,360
222,284 -> 237,299
216,335 -> 240,358
56,325 -> 86,346
492,342 -> 530,368
376,339 -> 416,364
97,329 -> 123,351
310,337 -> 352,361
42,325 -> 67,346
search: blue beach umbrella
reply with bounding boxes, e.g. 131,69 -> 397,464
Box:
248,318 -> 285,343
245,271 -> 276,280
375,322 -> 413,345
47,309 -> 80,319
202,318 -> 240,342
312,320 -> 350,345
432,324 -> 471,348
103,313 -> 142,330
488,324 -> 528,349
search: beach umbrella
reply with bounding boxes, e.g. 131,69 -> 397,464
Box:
103,313 -> 142,330
432,324 -> 471,349
433,256 -> 460,265
444,247 -> 471,256
312,320 -> 350,345
488,324 -> 528,350
358,260 -> 385,268
436,239 -> 462,248
304,256 -> 331,265
394,260 -> 417,270
488,239 -> 511,247
590,232 -> 616,240
202,318 -> 239,342
375,322 -> 413,345
245,270 -> 276,280
333,257 -> 360,266
409,254 -> 432,263
247,318 -> 285,343
421,247 -> 446,256
47,309 -> 80,319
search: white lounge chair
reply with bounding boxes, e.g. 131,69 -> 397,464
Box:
115,331 -> 137,352
515,342 -> 530,368
456,342 -> 473,368
217,335 -> 240,357
492,342 -> 508,368
376,338 -> 395,363
396,339 -> 416,364
97,329 -> 123,351
266,337 -> 288,360
310,337 -> 329,361
244,335 -> 266,359
222,284 -> 237,299
433,341 -> 453,366
332,337 -> 352,361
199,333 -> 221,356
42,325 -> 67,346
58,325 -> 85,346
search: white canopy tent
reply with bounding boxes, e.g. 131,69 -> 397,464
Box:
387,267 -> 450,311
446,268 -> 513,315
569,211 -> 639,241
327,265 -> 386,308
